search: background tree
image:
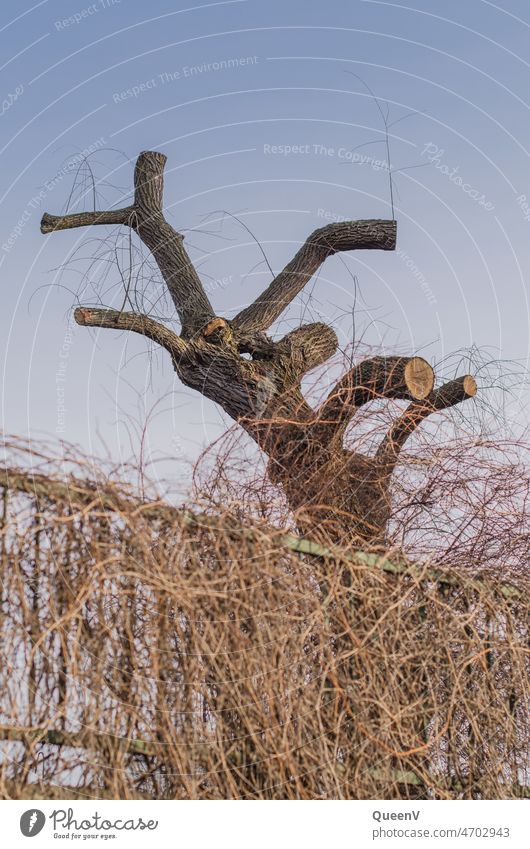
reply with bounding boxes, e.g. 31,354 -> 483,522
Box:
41,150 -> 477,547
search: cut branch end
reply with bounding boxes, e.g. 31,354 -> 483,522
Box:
404,357 -> 435,400
463,374 -> 478,397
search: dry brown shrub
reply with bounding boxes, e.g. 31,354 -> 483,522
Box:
0,437 -> 528,800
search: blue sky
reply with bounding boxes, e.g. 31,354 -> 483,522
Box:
1,0 -> 530,491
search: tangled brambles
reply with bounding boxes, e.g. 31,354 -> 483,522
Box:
0,442 -> 527,800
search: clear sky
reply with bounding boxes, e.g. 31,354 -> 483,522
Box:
1,0 -> 529,492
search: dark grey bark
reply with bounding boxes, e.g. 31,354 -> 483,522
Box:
42,150 -> 477,547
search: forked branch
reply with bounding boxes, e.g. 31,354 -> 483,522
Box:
233,219 -> 397,333
42,151 -> 396,345
42,151 -> 215,337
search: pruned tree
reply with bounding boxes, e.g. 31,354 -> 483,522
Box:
41,150 -> 477,547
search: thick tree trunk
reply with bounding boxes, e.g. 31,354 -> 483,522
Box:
267,436 -> 393,548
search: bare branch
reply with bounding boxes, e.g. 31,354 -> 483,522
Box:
318,355 -> 435,428
233,219 -> 397,333
41,151 -> 215,338
74,307 -> 186,359
41,208 -> 133,233
376,375 -> 478,468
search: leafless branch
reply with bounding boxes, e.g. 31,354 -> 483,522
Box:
232,219 -> 397,333
74,307 -> 186,359
376,375 -> 478,469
